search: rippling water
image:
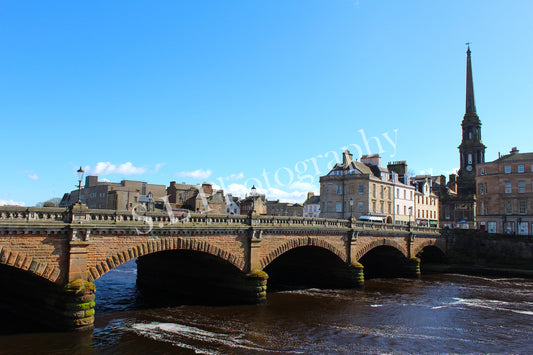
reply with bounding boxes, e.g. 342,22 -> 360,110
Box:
0,260 -> 532,354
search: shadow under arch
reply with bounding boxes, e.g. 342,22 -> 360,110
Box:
134,249 -> 254,306
88,237 -> 246,282
416,245 -> 448,274
264,246 -> 360,291
358,245 -> 411,279
0,263 -> 62,334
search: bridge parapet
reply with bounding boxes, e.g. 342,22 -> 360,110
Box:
0,206 -> 441,237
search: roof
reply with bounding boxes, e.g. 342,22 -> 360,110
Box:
493,152 -> 533,163
328,161 -> 374,176
303,195 -> 320,205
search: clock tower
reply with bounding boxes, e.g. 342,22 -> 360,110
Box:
457,45 -> 486,196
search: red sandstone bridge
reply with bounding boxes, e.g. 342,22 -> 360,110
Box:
0,204 -> 447,331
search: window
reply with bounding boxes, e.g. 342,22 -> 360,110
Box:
468,153 -> 472,164
410,191 -> 413,200
505,181 -> 512,193
336,185 -> 342,195
505,200 -> 512,214
479,201 -> 484,215
518,222 -> 528,235
505,166 -> 511,173
380,202 -> 384,213
479,184 -> 484,195
480,167 -> 486,175
403,190 -> 406,199
403,206 -> 406,215
519,181 -> 526,193
358,201 -> 364,212
518,165 -> 524,173
397,188 -> 399,198
358,183 -> 364,194
336,202 -> 342,212
488,222 -> 496,233
396,204 -> 400,214
373,184 -> 376,198
519,200 -> 526,214
372,201 -> 376,212
381,186 -> 384,198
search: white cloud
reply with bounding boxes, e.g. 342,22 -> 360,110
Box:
222,172 -> 244,181
28,173 -> 39,180
222,183 -> 309,203
176,169 -> 212,180
289,181 -> 319,192
85,162 -> 147,176
0,200 -> 25,206
418,168 -> 434,176
154,163 -> 165,172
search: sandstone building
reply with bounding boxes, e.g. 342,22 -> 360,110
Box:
476,148 -> 533,235
60,176 -> 167,210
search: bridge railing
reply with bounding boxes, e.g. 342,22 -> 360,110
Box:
0,206 -> 441,235
0,206 -> 68,223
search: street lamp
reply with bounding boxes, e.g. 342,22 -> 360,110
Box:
76,166 -> 84,204
250,185 -> 257,214
349,198 -> 353,219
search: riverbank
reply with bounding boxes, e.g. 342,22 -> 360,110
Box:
422,263 -> 533,278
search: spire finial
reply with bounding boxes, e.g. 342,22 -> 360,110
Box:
465,43 -> 476,114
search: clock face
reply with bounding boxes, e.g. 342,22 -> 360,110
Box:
466,165 -> 473,172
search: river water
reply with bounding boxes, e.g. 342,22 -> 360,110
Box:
0,260 -> 532,354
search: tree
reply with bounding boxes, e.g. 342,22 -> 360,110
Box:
36,197 -> 61,207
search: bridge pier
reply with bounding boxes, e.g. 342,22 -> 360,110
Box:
405,257 -> 421,278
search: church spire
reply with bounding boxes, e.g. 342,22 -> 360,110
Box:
465,43 -> 476,114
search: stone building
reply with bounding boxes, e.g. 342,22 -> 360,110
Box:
167,182 -> 226,214
266,200 -> 304,216
319,151 -> 395,222
59,176 -> 166,211
225,194 -> 240,215
387,161 -> 416,225
240,194 -> 267,215
303,192 -> 321,217
412,176 -> 439,227
476,148 -> 533,235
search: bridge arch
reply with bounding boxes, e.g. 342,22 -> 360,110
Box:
259,236 -> 346,269
88,236 -> 245,282
354,237 -> 409,262
412,239 -> 446,258
0,247 -> 62,284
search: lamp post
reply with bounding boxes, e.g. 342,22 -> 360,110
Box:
349,198 -> 353,219
250,185 -> 257,214
76,166 -> 84,204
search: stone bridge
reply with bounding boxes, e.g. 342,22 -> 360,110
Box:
0,204 -> 447,331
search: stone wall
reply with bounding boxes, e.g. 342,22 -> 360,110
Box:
446,229 -> 533,264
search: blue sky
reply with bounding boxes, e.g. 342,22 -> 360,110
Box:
1,0 -> 532,206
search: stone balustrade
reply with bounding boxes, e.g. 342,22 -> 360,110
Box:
0,205 -> 441,236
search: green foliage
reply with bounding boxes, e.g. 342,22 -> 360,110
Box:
247,270 -> 269,279
350,262 -> 364,270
